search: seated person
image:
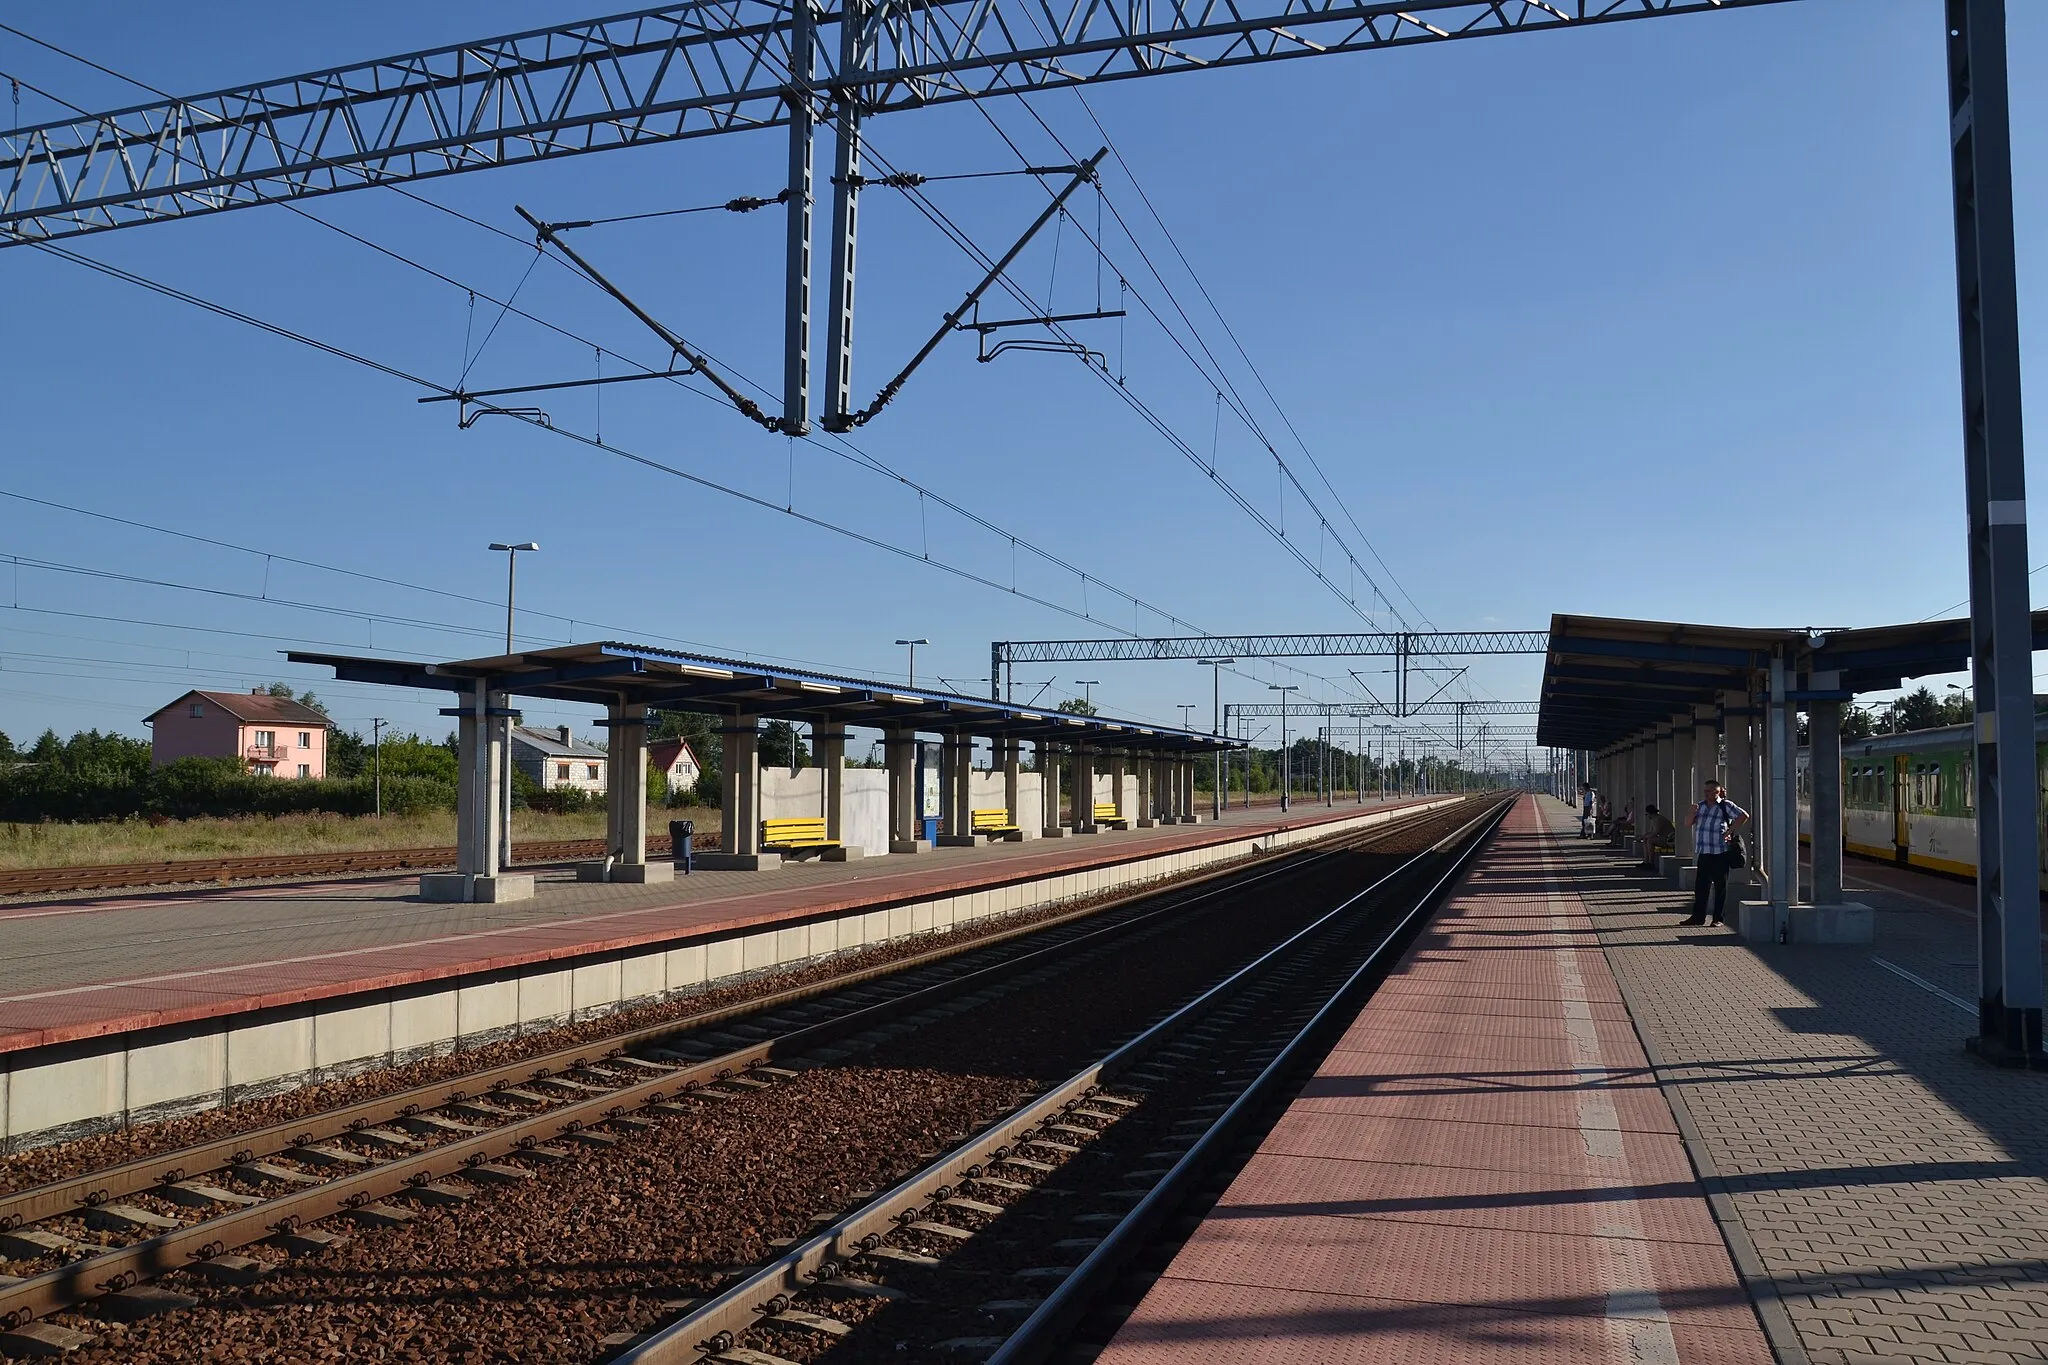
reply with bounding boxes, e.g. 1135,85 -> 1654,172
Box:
1637,804 -> 1675,869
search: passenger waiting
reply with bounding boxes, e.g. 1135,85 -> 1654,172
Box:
1637,804 -> 1675,870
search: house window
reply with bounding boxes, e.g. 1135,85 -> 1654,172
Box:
255,730 -> 275,750
557,763 -> 570,780
586,763 -> 600,781
297,764 -> 310,778
299,732 -> 311,748
189,702 -> 204,718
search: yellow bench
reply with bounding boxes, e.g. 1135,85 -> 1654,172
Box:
971,808 -> 1021,838
761,816 -> 838,853
1093,801 -> 1130,830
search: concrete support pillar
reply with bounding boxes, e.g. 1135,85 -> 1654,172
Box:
886,729 -> 927,854
1672,720 -> 1696,865
1181,760 -> 1198,821
1692,706 -> 1718,801
1000,738 -> 1023,833
1135,756 -> 1157,828
1040,742 -> 1066,838
578,701 -> 670,883
426,682 -> 532,902
814,723 -> 861,860
1722,690 -> 1755,804
1072,746 -> 1098,833
1810,684 -> 1845,906
686,717 -> 776,870
1108,756 -> 1127,825
1767,653 -> 1796,927
938,733 -> 976,847
1654,727 -> 1676,836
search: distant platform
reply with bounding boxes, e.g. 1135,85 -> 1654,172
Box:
1098,794 -> 2048,1363
0,798 -> 1445,1151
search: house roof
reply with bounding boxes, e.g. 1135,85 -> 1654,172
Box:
511,726 -> 608,760
648,737 -> 699,767
147,689 -> 333,727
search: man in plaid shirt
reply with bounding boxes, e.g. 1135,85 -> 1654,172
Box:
1683,779 -> 1749,926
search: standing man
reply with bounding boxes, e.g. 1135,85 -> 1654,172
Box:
1579,783 -> 1597,838
1683,778 -> 1750,926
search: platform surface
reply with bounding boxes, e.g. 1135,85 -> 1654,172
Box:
1099,795 -> 1771,1364
1101,796 -> 2048,1364
0,799 -> 1412,1056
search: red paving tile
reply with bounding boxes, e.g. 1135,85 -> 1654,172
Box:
1100,796 -> 1773,1364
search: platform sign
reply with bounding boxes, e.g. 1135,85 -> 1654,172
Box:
917,741 -> 942,818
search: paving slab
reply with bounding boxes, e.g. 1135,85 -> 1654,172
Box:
1553,798 -> 2048,1364
1100,796 -> 1773,1365
0,800 -> 1420,1055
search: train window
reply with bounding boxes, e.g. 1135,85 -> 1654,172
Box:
1960,759 -> 1973,811
1928,766 -> 1941,811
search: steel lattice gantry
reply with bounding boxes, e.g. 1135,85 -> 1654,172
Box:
0,1 -> 1795,434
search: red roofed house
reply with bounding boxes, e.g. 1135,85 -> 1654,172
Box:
649,737 -> 702,798
147,689 -> 333,779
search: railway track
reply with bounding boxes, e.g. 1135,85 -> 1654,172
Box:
0,797 -> 1491,1361
0,834 -> 680,898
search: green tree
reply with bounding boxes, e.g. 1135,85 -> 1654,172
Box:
328,728 -> 369,780
0,729 -> 15,763
759,720 -> 809,771
1840,705 -> 1876,742
1884,686 -> 1946,734
262,681 -> 329,716
1056,697 -> 1098,717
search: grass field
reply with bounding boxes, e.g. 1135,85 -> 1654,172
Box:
0,805 -> 723,870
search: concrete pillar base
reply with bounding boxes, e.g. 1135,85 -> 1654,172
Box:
1678,866 -> 1696,892
691,853 -> 782,871
889,839 -> 933,855
420,872 -> 535,903
821,846 -> 866,862
935,835 -> 979,848
1656,855 -> 1680,882
1136,818 -> 1159,829
1072,824 -> 1101,836
1734,901 -> 1874,945
1040,826 -> 1066,839
1178,815 -> 1203,824
574,861 -> 674,884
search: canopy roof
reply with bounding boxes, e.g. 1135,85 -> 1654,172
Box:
289,641 -> 1238,754
1536,611 -> 2048,752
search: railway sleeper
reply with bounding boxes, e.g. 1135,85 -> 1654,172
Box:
0,1321 -> 96,1356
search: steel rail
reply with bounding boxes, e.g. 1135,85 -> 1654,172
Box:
609,795 -> 1507,1362
987,794 -> 1515,1363
0,800 -> 1465,1327
0,802 -> 1433,1230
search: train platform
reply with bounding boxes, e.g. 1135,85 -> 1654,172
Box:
1097,794 -> 2048,1365
0,798 -> 1442,1150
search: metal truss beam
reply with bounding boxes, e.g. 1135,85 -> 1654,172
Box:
993,631 -> 1548,666
0,1 -> 1795,245
1225,700 -> 1535,717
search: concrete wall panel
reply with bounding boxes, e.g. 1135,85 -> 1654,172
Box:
312,999 -> 392,1073
124,1032 -> 225,1115
456,978 -> 520,1046
8,1050 -> 125,1144
571,961 -> 623,1021
517,970 -> 572,1031
225,1017 -> 313,1095
392,991 -> 459,1061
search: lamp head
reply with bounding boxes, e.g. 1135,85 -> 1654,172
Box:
489,542 -> 540,552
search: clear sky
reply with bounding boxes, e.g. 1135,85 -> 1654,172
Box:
1,0 -> 2043,770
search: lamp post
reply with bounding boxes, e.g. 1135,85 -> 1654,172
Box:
1177,704 -> 1197,729
371,717 -> 386,819
1270,685 -> 1299,812
1075,679 -> 1101,709
895,638 -> 930,689
1197,658 -> 1233,819
487,542 -> 538,872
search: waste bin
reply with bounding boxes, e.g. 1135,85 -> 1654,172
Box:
669,818 -> 695,874
920,815 -> 939,845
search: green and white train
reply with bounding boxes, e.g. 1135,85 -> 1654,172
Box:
1796,715 -> 2048,883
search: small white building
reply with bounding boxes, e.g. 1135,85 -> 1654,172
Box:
648,737 -> 703,797
510,724 -> 606,793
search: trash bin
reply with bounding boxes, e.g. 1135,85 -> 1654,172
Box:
920,815 -> 939,845
669,818 -> 695,874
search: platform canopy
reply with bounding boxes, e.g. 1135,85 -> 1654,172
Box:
289,641 -> 1238,753
1535,610 -> 2048,752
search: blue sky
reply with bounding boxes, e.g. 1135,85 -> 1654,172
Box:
1,0 -> 2043,769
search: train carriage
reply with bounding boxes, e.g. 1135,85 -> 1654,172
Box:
1796,715 -> 2048,887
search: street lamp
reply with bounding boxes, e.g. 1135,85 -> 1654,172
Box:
1270,684 -> 1299,812
486,542 -> 538,874
1177,704 -> 1197,729
1074,679 -> 1101,708
487,543 -> 540,653
1197,658 -> 1234,819
371,717 -> 387,819
895,638 -> 930,688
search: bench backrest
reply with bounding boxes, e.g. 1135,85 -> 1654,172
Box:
761,816 -> 829,843
1092,802 -> 1121,817
970,808 -> 1014,829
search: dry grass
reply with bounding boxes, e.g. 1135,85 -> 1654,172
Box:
0,805 -> 722,871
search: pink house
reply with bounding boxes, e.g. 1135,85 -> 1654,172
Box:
147,690 -> 332,779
